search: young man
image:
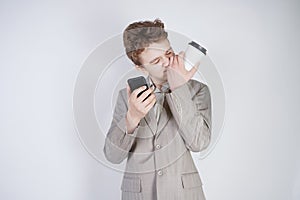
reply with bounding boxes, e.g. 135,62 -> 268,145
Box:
103,19 -> 212,200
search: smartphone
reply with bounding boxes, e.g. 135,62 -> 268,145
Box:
127,76 -> 150,99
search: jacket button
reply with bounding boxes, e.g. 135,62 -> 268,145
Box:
157,170 -> 163,176
155,144 -> 161,149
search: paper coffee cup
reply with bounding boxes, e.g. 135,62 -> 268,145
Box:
184,41 -> 207,70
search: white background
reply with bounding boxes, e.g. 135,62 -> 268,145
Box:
1,0 -> 300,199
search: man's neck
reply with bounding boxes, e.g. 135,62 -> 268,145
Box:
150,78 -> 167,90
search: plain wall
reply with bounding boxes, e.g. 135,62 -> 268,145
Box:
0,0 -> 299,199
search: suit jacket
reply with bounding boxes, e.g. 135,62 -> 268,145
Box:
103,78 -> 212,200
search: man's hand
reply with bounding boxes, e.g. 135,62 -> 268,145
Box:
125,85 -> 156,134
167,51 -> 199,91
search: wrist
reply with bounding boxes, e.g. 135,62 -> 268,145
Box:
126,110 -> 140,125
125,111 -> 140,134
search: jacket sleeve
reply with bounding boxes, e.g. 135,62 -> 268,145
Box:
165,81 -> 212,152
103,89 -> 139,164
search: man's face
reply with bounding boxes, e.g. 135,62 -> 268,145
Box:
136,38 -> 174,85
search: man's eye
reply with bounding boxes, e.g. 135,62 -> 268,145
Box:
166,52 -> 173,56
154,59 -> 160,64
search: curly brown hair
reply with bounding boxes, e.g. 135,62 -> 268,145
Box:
123,19 -> 168,66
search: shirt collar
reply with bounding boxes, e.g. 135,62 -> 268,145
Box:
146,75 -> 170,93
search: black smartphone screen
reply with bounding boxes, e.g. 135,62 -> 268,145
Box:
127,76 -> 150,99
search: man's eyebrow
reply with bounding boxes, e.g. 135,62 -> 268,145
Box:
149,47 -> 172,63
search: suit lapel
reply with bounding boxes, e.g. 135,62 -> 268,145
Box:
143,99 -> 172,136
155,98 -> 172,137
143,107 -> 157,135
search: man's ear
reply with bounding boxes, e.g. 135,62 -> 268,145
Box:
135,65 -> 149,75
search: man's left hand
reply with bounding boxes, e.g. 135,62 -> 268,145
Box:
166,51 -> 199,91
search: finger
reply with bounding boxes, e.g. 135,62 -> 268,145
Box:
189,62 -> 200,78
142,93 -> 156,107
132,85 -> 147,98
149,83 -> 156,90
169,55 -> 174,67
178,51 -> 185,66
137,87 -> 154,102
189,67 -> 197,78
145,96 -> 156,111
173,54 -> 179,66
192,61 -> 200,70
178,51 -> 185,58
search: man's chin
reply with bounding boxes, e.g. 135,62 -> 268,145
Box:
156,78 -> 168,85
161,73 -> 168,79
161,78 -> 168,84
149,75 -> 167,84
163,75 -> 168,81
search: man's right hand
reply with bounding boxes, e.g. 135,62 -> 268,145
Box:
125,84 -> 156,134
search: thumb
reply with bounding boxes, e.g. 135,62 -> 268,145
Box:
189,62 -> 200,78
193,61 -> 200,70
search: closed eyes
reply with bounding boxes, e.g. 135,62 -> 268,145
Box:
151,51 -> 174,64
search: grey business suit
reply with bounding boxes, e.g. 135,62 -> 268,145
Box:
103,77 -> 212,200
